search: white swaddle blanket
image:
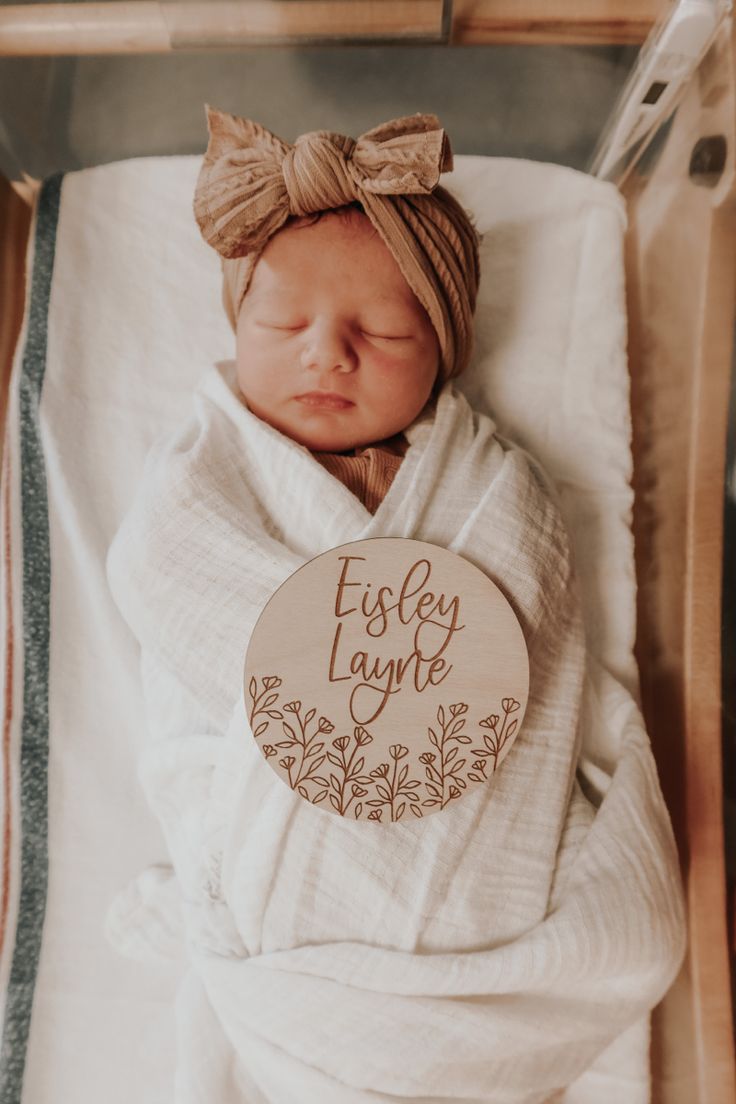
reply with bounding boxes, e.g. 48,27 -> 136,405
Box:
106,357 -> 686,1104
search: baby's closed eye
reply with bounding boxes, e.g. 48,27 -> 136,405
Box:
255,318 -> 414,341
362,331 -> 413,341
256,317 -> 306,331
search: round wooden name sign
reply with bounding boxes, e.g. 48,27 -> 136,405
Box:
243,538 -> 529,824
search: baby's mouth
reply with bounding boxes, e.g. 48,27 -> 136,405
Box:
295,392 -> 355,410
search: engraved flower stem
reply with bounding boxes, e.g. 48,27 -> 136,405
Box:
438,713 -> 451,809
292,708 -> 310,787
389,755 -> 399,820
291,708 -> 329,790
247,677 -> 283,742
336,738 -> 362,813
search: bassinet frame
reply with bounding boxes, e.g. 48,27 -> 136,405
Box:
0,5 -> 733,1102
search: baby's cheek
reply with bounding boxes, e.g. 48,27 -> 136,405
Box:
377,349 -> 436,389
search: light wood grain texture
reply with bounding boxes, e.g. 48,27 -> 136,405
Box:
451,0 -> 661,44
0,0 -> 662,54
244,537 -> 529,822
622,18 -> 736,1104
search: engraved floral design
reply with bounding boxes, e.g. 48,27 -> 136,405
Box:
325,726 -> 374,817
247,675 -> 283,737
364,744 -> 423,823
248,677 -> 334,799
274,700 -> 335,798
248,675 -> 522,822
468,697 -> 521,782
420,702 -> 472,810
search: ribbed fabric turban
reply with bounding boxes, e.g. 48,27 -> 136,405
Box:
193,105 -> 481,383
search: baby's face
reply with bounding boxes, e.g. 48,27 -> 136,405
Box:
235,210 -> 440,452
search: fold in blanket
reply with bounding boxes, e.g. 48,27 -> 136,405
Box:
106,360 -> 686,1103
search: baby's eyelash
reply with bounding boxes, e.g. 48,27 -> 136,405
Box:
362,331 -> 410,341
257,321 -> 411,340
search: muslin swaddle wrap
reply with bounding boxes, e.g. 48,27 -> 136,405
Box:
192,106 -> 481,382
106,361 -> 687,1103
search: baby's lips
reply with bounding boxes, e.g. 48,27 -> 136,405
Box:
295,392 -> 355,410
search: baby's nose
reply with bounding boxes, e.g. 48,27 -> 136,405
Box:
300,319 -> 358,373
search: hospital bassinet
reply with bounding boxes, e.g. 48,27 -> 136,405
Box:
0,3 -> 734,1102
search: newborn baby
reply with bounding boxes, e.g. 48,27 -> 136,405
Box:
196,105 -> 481,512
232,200 -> 438,512
105,106 -> 686,1104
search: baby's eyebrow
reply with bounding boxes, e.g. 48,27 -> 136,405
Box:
248,287 -> 305,306
246,287 -> 413,314
244,286 -> 278,303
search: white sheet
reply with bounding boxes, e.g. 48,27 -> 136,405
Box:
0,152 -> 670,1104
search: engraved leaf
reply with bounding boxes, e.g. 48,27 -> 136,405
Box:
305,755 -> 326,775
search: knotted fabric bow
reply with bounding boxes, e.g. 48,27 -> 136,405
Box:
193,105 -> 481,383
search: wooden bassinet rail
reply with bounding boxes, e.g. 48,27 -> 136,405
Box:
0,7 -> 734,1104
0,0 -> 661,54
622,20 -> 736,1100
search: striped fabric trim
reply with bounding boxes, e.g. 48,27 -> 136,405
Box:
0,173 -> 63,1104
0,444 -> 16,1001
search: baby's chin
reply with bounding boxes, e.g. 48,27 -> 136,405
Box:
283,418 -> 384,454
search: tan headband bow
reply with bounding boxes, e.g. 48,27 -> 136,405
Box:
193,105 -> 481,382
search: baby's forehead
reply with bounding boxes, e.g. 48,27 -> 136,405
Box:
245,254 -> 419,314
